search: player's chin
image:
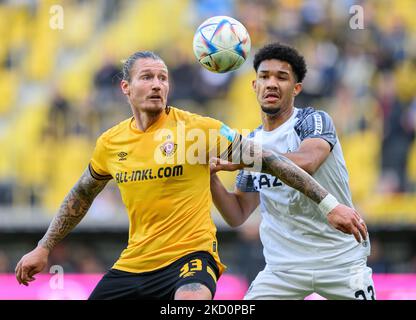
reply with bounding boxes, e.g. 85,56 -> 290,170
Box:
143,101 -> 165,112
261,104 -> 281,115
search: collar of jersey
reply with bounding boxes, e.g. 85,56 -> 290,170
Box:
129,108 -> 170,134
261,107 -> 298,135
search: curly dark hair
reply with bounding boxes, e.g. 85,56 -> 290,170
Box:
253,42 -> 307,82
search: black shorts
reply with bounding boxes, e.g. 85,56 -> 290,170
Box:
88,251 -> 220,300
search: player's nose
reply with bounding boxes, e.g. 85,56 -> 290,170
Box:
151,76 -> 164,89
265,78 -> 279,89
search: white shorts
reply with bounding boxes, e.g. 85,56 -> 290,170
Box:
244,258 -> 376,300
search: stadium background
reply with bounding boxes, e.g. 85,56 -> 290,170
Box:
0,0 -> 416,299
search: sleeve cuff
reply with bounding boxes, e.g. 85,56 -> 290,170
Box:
88,163 -> 112,180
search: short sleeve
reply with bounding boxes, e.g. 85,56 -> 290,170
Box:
216,122 -> 242,161
89,135 -> 112,180
194,116 -> 241,162
294,108 -> 337,150
235,170 -> 258,193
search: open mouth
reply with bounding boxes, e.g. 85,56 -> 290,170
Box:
148,95 -> 162,101
264,92 -> 280,102
264,92 -> 280,99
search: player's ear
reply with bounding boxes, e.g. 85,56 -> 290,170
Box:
120,80 -> 130,95
252,79 -> 257,91
293,83 -> 302,96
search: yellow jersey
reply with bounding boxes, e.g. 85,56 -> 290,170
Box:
89,106 -> 237,275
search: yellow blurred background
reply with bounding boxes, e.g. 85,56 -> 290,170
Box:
0,0 -> 415,226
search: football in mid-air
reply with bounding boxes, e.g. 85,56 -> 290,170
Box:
193,15 -> 251,73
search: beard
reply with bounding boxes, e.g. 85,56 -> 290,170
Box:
144,104 -> 165,115
133,99 -> 166,115
261,105 -> 281,115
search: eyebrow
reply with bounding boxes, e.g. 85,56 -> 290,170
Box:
138,68 -> 168,74
258,70 -> 290,75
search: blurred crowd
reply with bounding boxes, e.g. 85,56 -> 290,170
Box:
1,0 -> 415,216
0,0 -> 416,275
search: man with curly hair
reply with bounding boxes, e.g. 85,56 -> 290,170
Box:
15,50 -> 367,300
210,42 -> 376,300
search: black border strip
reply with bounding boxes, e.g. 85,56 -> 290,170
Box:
88,163 -> 112,180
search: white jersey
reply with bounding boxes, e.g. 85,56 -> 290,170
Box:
236,107 -> 370,270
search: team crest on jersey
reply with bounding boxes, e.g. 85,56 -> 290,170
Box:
160,141 -> 177,157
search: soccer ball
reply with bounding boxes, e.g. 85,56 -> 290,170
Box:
193,16 -> 251,73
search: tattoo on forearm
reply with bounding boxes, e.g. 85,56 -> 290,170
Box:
261,149 -> 328,204
238,138 -> 328,204
38,167 -> 109,251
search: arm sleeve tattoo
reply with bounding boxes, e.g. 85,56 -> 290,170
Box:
238,137 -> 328,204
38,167 -> 109,251
260,148 -> 328,203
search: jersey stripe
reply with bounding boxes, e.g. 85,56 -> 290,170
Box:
88,163 -> 113,180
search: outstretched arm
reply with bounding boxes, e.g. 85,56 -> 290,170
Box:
225,137 -> 329,204
216,135 -> 368,242
260,148 -> 327,203
15,166 -> 109,285
261,148 -> 367,240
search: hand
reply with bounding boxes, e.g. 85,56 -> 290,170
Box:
15,246 -> 50,286
209,157 -> 244,175
327,204 -> 368,243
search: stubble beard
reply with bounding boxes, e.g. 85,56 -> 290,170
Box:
261,105 -> 281,115
132,99 -> 166,116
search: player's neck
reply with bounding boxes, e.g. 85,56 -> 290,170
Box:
132,108 -> 164,132
261,106 -> 294,131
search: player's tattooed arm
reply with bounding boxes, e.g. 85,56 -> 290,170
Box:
260,148 -> 328,204
38,167 -> 109,251
260,147 -> 367,242
237,137 -> 328,204
228,137 -> 366,242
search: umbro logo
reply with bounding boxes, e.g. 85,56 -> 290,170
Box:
118,152 -> 127,161
181,272 -> 195,278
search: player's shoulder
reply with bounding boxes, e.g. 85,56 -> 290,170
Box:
294,106 -> 338,146
294,107 -> 334,131
295,106 -> 334,124
170,106 -> 199,120
170,105 -> 222,127
295,106 -> 332,123
247,125 -> 263,139
97,117 -> 133,143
